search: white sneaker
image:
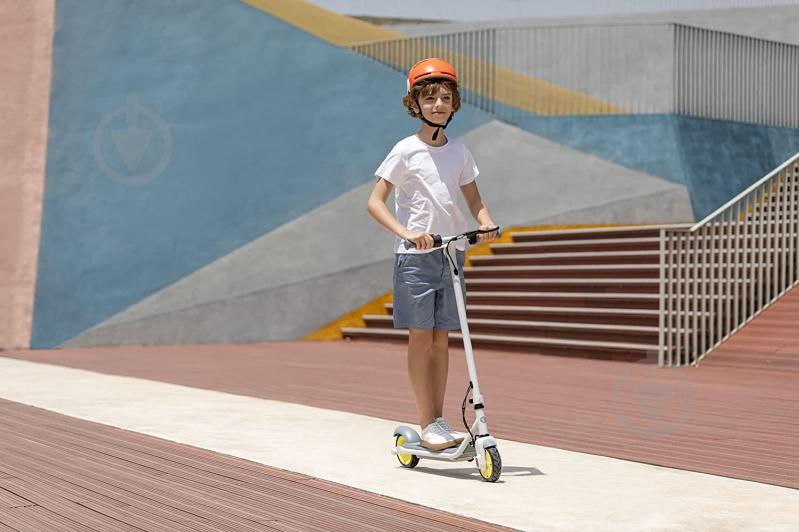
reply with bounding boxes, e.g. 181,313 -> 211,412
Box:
435,416 -> 463,438
420,421 -> 462,450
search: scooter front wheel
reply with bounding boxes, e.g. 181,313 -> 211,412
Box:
479,447 -> 502,482
395,435 -> 419,468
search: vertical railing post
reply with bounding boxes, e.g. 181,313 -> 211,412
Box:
658,228 -> 666,367
732,201 -> 743,329
699,224 -> 708,356
691,225 -> 699,365
675,231 -> 684,367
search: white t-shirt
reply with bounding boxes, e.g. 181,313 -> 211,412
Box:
375,135 -> 479,254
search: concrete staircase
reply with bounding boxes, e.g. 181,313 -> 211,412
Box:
342,224 -> 693,361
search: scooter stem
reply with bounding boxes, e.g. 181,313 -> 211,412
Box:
445,240 -> 488,437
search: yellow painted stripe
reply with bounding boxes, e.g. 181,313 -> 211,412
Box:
243,0 -> 626,116
495,66 -> 628,115
306,224 -> 635,340
351,41 -> 629,116
243,0 -> 402,46
305,293 -> 393,341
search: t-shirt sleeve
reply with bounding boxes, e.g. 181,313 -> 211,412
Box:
460,146 -> 479,186
375,145 -> 407,186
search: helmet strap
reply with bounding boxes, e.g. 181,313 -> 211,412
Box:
416,97 -> 454,141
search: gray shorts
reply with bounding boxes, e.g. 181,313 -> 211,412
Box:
393,248 -> 466,330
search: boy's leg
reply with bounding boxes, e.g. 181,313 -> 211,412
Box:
430,329 -> 450,419
407,328 -> 435,428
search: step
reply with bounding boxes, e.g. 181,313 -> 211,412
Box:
464,264 -> 660,279
465,291 -> 734,310
466,278 -> 659,293
489,237 -> 660,255
661,245 -> 797,254
665,219 -> 799,234
341,327 -> 658,361
463,263 -> 779,281
465,278 -> 768,294
362,315 -> 661,344
385,303 -> 709,317
475,250 -> 798,269
385,302 -> 664,326
466,291 -> 662,310
510,224 -> 692,242
471,250 -> 660,267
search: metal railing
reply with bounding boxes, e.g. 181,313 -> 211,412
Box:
658,152 -> 799,367
350,23 -> 799,127
675,25 -> 799,128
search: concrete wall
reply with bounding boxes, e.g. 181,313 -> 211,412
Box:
674,116 -> 799,220
386,4 -> 799,46
30,0 -> 799,348
507,113 -> 799,219
31,0 -> 491,348
306,1 -> 798,24
491,24 -> 674,112
0,0 -> 54,349
66,119 -> 693,348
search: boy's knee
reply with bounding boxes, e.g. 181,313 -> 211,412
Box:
408,328 -> 434,350
432,331 -> 449,350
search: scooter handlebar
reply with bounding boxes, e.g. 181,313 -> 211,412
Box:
403,234 -> 442,250
402,227 -> 500,250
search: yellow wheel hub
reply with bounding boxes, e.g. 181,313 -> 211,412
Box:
480,449 -> 493,478
396,436 -> 413,466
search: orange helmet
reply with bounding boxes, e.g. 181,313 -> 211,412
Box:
406,58 -> 458,93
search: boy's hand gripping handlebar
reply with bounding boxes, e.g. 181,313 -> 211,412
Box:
403,227 -> 500,250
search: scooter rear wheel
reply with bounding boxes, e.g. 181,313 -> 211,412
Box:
479,447 -> 502,482
395,435 -> 419,468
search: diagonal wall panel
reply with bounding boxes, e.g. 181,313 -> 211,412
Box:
31,0 -> 491,348
66,121 -> 692,347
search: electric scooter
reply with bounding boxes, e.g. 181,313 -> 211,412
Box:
390,227 -> 502,482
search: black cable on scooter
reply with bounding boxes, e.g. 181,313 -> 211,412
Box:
461,380 -> 474,442
445,245 -> 459,275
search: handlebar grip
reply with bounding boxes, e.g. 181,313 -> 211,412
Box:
403,234 -> 442,249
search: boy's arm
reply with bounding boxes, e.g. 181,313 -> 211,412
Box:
460,181 -> 498,242
367,178 -> 435,249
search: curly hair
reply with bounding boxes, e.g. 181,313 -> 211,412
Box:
401,79 -> 461,119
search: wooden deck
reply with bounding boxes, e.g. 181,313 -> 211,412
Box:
2,334 -> 796,492
1,286 -> 797,529
0,399 -> 512,532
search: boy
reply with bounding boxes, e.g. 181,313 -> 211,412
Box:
366,58 -> 498,451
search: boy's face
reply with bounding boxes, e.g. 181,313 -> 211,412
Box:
416,86 -> 453,125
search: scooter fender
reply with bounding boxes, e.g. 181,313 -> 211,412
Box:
393,426 -> 421,445
474,436 -> 497,469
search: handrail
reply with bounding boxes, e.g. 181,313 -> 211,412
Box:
692,151 -> 799,230
658,152 -> 799,367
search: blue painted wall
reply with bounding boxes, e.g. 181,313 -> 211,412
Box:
31,0 -> 799,348
673,116 -> 799,220
508,112 -> 799,219
31,0 -> 492,347
510,113 -> 686,187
